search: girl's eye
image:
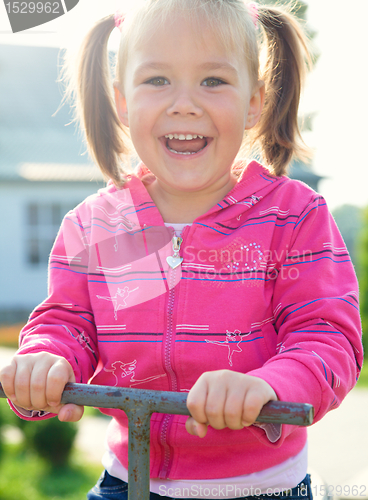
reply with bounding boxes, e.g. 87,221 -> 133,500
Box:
202,77 -> 226,87
145,77 -> 169,86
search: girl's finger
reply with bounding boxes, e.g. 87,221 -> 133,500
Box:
223,388 -> 247,430
241,381 -> 277,426
58,403 -> 84,422
0,359 -> 17,400
186,375 -> 209,425
204,382 -> 227,430
45,358 -> 75,407
13,359 -> 33,409
241,389 -> 264,426
185,417 -> 208,438
29,360 -> 51,410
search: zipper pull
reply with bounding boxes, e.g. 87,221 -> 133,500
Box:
166,236 -> 183,269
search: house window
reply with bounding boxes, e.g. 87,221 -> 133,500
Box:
26,202 -> 76,266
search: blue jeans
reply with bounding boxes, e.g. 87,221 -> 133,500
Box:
87,471 -> 313,500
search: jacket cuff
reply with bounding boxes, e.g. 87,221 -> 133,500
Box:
253,422 -> 282,443
246,360 -> 322,444
8,399 -> 55,421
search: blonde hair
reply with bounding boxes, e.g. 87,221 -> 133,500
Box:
62,0 -> 312,185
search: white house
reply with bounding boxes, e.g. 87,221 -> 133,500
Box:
0,44 -> 104,324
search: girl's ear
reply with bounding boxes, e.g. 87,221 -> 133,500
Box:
245,81 -> 265,130
114,83 -> 129,127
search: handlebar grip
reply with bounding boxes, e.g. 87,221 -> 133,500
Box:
0,382 -> 314,426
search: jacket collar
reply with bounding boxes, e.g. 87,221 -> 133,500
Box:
115,160 -> 283,226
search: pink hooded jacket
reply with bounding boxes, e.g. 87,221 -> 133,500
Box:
15,161 -> 363,480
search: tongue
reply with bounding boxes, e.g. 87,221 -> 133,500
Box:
167,137 -> 206,153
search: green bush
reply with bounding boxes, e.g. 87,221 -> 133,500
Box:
0,441 -> 101,500
0,399 -> 4,462
357,206 -> 368,359
22,417 -> 78,469
0,398 -> 78,468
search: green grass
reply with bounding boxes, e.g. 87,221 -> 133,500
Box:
0,399 -> 102,500
356,361 -> 368,388
0,443 -> 102,500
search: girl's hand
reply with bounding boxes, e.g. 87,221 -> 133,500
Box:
0,352 -> 84,422
185,370 -> 277,438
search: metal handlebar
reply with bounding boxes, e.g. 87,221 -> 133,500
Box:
0,383 -> 314,500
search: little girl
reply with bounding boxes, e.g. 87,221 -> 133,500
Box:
0,1 -> 363,499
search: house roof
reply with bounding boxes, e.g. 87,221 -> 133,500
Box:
18,162 -> 103,182
288,160 -> 324,190
0,44 -> 103,182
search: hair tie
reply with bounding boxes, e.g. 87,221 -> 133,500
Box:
114,11 -> 125,31
247,2 -> 259,29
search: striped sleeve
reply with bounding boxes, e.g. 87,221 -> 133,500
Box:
248,194 -> 363,442
16,208 -> 98,390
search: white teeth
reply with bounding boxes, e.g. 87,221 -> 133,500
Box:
164,134 -> 205,140
167,146 -> 196,155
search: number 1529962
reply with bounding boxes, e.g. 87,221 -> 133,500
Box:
5,2 -> 61,14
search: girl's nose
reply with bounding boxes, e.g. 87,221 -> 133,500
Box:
166,88 -> 203,117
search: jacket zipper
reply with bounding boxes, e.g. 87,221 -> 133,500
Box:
159,235 -> 183,478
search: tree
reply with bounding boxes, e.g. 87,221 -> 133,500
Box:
357,207 -> 368,358
258,0 -> 312,28
257,0 -> 318,69
332,205 -> 364,267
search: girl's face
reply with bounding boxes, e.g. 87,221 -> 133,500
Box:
116,14 -> 264,203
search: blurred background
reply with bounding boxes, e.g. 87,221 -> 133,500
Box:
0,0 -> 367,498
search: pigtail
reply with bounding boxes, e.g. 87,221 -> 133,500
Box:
63,15 -> 130,185
254,4 -> 312,176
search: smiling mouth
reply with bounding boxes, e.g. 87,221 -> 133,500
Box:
164,133 -> 209,155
